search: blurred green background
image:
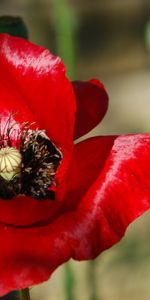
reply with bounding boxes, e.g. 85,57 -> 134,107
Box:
0,0 -> 150,299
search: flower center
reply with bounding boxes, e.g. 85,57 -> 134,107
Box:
0,124 -> 62,200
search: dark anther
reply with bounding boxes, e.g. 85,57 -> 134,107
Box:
20,130 -> 62,200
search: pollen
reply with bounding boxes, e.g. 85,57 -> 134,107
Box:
0,147 -> 22,181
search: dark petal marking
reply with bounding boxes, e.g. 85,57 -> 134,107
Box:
0,176 -> 21,199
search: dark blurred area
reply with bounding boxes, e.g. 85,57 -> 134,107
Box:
0,0 -> 149,74
0,1 -> 150,300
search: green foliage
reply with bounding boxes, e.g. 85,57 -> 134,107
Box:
0,16 -> 28,39
144,20 -> 150,50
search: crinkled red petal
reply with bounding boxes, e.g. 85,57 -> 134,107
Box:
62,136 -> 116,211
0,34 -> 76,224
0,34 -> 76,192
0,134 -> 150,296
73,80 -> 108,139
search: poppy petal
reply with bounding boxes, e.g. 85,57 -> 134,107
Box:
73,80 -> 108,139
0,134 -> 150,295
0,33 -> 76,155
0,33 -> 76,199
65,134 -> 150,258
62,136 -> 116,210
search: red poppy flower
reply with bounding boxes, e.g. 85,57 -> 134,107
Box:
0,33 -> 149,296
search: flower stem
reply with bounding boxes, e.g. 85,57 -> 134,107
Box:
88,260 -> 98,300
64,262 -> 75,300
52,0 -> 76,79
19,288 -> 30,300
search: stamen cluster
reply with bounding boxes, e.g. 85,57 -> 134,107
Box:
0,116 -> 62,200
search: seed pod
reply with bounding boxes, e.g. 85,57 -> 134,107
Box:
0,147 -> 22,181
